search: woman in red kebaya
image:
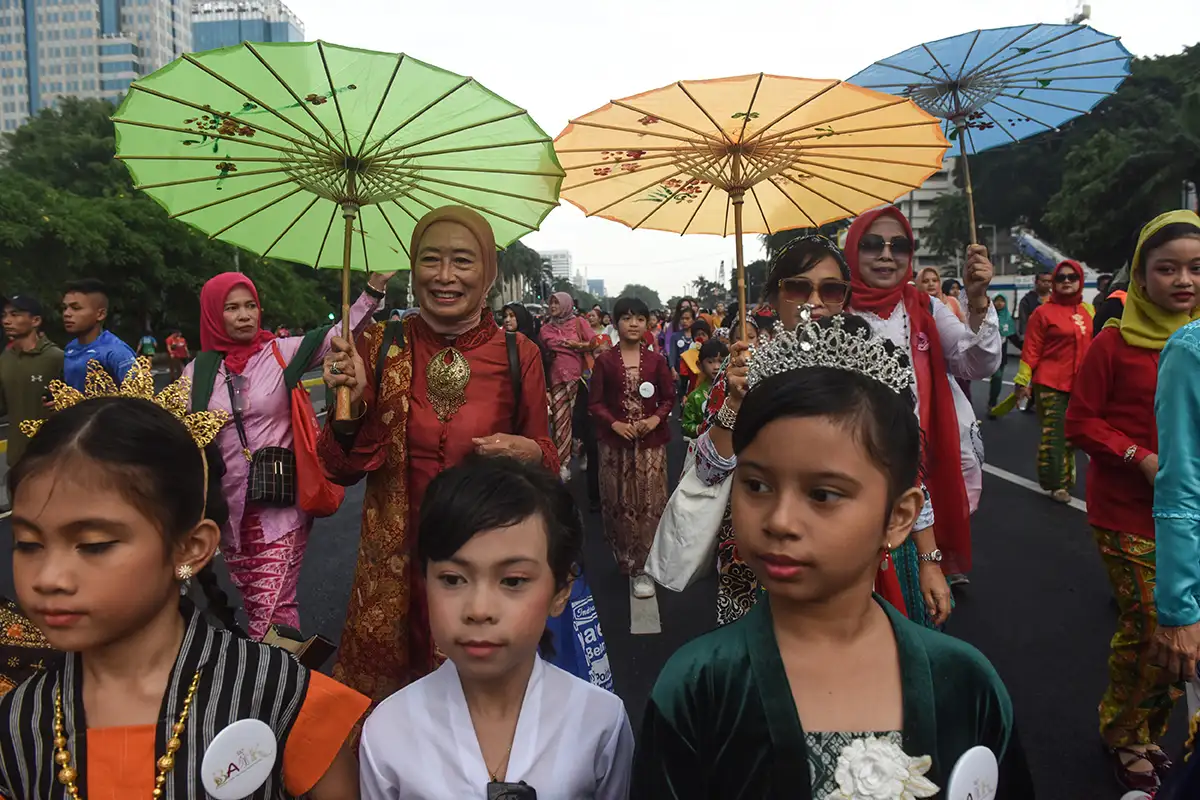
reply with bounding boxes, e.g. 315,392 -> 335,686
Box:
1065,211 -> 1200,793
1014,260 -> 1093,503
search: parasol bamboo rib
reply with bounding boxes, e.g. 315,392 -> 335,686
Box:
789,157 -> 933,190
261,195 -> 322,258
208,185 -> 308,238
561,162 -> 676,192
412,163 -> 567,177
388,137 -> 554,161
995,92 -> 1089,114
972,27 -> 1094,78
135,165 -> 301,190
371,202 -> 409,259
355,52 -> 405,159
958,24 -> 1043,77
128,84 -> 334,154
750,79 -> 841,136
985,98 -> 1064,130
921,43 -> 956,83
416,175 -> 560,205
762,172 -> 819,228
317,41 -> 352,154
679,180 -> 718,236
558,152 -> 679,172
372,108 -> 532,160
977,35 -> 1122,81
312,203 -> 340,270
747,183 -> 771,236
1002,58 -> 1130,78
117,154 -> 288,163
975,108 -> 1023,144
115,117 -> 311,156
751,97 -> 911,146
179,51 -> 339,150
562,118 -> 710,147
675,81 -> 736,146
413,184 -> 540,232
957,29 -> 983,80
608,99 -> 728,144
242,42 -> 344,149
1005,84 -> 1119,95
628,151 -> 725,231
358,76 -> 473,161
168,171 -> 329,219
736,72 -> 765,145
798,151 -> 948,169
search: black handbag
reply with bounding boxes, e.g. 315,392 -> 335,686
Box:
226,372 -> 297,507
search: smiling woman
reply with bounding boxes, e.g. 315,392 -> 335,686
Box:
316,205 -> 559,707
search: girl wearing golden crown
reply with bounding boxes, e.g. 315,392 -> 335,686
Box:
0,362 -> 368,799
632,312 -> 1033,800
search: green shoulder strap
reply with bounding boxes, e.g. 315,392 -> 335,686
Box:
282,326 -> 333,391
189,351 -> 223,411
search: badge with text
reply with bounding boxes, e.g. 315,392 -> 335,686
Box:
945,745 -> 998,800
201,718 -> 278,799
638,381 -> 655,399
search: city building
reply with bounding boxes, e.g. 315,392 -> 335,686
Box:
538,249 -> 572,282
894,156 -> 956,272
191,0 -> 302,52
0,0 -> 194,132
587,278 -> 606,298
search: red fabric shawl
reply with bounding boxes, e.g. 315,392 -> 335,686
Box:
199,272 -> 275,375
846,207 -> 972,575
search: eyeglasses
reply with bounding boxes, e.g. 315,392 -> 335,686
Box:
858,234 -> 913,257
1054,273 -> 1080,284
778,276 -> 851,306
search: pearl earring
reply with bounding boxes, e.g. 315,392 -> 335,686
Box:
880,543 -> 892,571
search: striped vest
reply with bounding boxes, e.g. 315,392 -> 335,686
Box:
0,601 -> 309,800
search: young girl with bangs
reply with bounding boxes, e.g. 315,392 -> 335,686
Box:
633,314 -> 1033,799
0,395 -> 367,800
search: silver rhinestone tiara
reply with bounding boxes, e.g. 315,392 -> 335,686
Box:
746,307 -> 915,395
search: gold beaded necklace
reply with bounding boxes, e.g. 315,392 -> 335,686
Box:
53,670 -> 202,800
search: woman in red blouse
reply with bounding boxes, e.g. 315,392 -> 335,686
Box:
589,296 -> 675,600
1065,213 -> 1200,793
1014,259 -> 1093,502
318,206 -> 558,704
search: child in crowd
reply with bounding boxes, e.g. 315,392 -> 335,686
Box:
632,313 -> 1033,799
359,456 -> 633,799
678,319 -> 713,394
1,387 -> 366,799
682,338 -> 729,441
589,297 -> 675,600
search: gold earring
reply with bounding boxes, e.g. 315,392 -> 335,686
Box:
176,564 -> 194,581
880,542 -> 892,572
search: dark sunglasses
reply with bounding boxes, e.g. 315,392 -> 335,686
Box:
858,234 -> 913,257
778,276 -> 851,306
1054,272 -> 1080,283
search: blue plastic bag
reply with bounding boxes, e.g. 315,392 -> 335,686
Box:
543,569 -> 614,692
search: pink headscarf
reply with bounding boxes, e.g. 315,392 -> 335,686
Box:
199,273 -> 275,374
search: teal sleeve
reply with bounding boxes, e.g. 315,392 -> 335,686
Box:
1154,329 -> 1200,627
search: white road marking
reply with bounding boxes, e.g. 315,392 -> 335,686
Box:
981,463 -> 1087,513
630,582 -> 662,635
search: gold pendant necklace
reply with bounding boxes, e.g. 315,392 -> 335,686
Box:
426,347 -> 471,422
53,670 -> 202,799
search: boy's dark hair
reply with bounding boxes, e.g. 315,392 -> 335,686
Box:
689,319 -> 712,338
418,455 -> 583,592
732,316 -> 918,504
63,278 -> 110,307
9,397 -> 243,635
613,296 -> 650,322
699,338 -> 729,363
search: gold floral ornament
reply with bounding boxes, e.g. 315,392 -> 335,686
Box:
426,348 -> 471,423
19,358 -> 229,448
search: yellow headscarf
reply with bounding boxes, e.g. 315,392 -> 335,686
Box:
1104,209 -> 1200,350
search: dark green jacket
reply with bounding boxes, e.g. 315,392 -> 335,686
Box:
0,336 -> 64,466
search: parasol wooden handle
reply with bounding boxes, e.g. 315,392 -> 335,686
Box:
336,193 -> 357,422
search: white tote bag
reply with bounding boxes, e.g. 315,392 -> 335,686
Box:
645,455 -> 732,592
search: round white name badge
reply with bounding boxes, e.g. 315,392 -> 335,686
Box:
677,338 -> 686,349
201,719 -> 278,799
945,745 -> 998,800
639,381 -> 655,399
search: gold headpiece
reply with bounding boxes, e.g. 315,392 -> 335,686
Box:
20,357 -> 229,448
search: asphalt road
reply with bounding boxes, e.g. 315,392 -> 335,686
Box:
0,362 -> 1186,798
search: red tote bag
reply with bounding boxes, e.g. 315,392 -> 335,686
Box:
272,344 -> 344,517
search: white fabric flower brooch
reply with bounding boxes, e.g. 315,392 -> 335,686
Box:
826,736 -> 939,800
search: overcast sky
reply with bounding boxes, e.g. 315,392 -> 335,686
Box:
281,0 -> 1195,301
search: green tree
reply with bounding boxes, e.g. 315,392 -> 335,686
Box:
731,259 -> 770,304
690,275 -> 727,309
616,283 -> 662,310
924,193 -> 970,267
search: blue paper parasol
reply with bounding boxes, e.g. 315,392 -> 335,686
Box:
849,23 -> 1132,241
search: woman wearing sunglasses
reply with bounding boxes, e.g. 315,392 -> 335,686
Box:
1013,260 -> 1094,503
846,207 -> 1001,590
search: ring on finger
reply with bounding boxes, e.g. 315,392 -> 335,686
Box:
330,363 -> 342,375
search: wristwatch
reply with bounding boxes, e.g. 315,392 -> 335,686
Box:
716,402 -> 739,430
918,549 -> 943,563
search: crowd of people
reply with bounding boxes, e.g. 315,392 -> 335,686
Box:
0,201 -> 1198,799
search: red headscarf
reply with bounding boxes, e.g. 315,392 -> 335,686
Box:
1050,260 -> 1087,306
846,206 -> 972,575
199,272 -> 275,375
